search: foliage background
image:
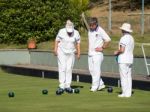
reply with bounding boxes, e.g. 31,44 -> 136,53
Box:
0,0 -> 89,44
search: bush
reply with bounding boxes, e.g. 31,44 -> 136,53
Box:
0,0 -> 89,44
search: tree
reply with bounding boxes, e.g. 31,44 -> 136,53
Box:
0,0 -> 89,44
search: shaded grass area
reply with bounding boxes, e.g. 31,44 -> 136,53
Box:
0,70 -> 150,112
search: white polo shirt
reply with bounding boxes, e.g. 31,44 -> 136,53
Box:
88,26 -> 111,56
118,33 -> 134,64
56,28 -> 80,54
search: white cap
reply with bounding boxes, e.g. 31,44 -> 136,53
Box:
65,20 -> 74,33
120,23 -> 133,33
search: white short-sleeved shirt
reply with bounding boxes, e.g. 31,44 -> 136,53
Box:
88,26 -> 111,56
118,33 -> 134,64
56,28 -> 80,54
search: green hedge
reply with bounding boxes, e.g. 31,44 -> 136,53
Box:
0,0 -> 88,44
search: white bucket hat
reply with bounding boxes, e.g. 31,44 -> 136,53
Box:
120,23 -> 133,33
65,20 -> 74,33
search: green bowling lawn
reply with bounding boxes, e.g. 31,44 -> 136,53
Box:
0,69 -> 149,112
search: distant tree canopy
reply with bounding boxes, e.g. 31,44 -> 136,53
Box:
112,0 -> 150,11
128,0 -> 150,11
0,0 -> 89,44
89,0 -> 150,11
131,0 -> 150,5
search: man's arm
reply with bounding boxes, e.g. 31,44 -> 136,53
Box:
54,40 -> 59,56
102,41 -> 110,49
76,43 -> 80,59
95,40 -> 111,52
114,45 -> 125,55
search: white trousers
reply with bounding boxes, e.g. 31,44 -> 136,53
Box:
119,63 -> 132,97
57,48 -> 75,89
88,54 -> 104,90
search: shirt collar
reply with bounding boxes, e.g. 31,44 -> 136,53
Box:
123,32 -> 130,35
90,25 -> 99,32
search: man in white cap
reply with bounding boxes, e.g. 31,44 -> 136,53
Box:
54,20 -> 80,90
88,17 -> 111,92
114,23 -> 134,97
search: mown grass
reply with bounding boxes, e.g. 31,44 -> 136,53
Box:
0,69 -> 150,112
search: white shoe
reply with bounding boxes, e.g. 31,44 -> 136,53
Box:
118,93 -> 131,98
118,94 -> 125,97
90,88 -> 97,92
98,85 -> 105,91
124,95 -> 131,98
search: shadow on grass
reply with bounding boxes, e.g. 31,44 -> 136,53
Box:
71,85 -> 84,89
115,91 -> 134,94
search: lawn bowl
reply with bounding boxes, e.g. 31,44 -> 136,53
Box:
74,88 -> 80,94
42,89 -> 48,95
8,92 -> 15,98
107,87 -> 113,93
65,88 -> 73,93
56,89 -> 62,95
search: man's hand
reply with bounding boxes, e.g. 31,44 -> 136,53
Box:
114,50 -> 119,56
95,47 -> 103,52
114,45 -> 125,56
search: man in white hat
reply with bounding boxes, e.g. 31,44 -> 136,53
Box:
88,17 -> 111,92
114,23 -> 134,97
54,20 -> 81,90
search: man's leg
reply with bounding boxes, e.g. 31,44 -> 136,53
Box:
65,53 -> 75,88
89,55 -> 103,91
126,64 -> 132,97
97,54 -> 105,90
119,64 -> 131,97
88,56 -> 97,91
98,54 -> 104,86
57,48 -> 66,89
